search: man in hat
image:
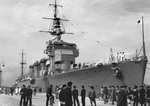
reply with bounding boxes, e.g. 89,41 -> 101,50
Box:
117,83 -> 133,106
88,86 -> 96,106
59,84 -> 66,106
139,85 -> 146,106
145,85 -> 150,106
108,86 -> 112,102
81,85 -> 86,106
64,81 -> 73,106
111,85 -> 116,105
103,86 -> 108,104
133,85 -> 139,106
46,85 -> 53,106
26,85 -> 33,106
19,85 -> 27,106
72,86 -> 80,106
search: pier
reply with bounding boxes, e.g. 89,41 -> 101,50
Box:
0,93 -> 116,106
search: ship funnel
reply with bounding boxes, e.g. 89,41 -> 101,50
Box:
40,58 -> 48,76
29,65 -> 34,77
34,61 -> 40,77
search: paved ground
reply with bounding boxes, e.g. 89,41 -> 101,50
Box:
0,93 -> 116,106
0,94 -> 19,106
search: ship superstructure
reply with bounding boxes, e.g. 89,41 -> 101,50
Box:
40,0 -> 79,75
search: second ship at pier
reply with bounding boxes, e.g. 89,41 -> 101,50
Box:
16,0 -> 148,94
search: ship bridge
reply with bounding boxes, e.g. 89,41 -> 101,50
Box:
45,40 -> 79,74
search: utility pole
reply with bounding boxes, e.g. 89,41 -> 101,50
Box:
0,62 -> 5,87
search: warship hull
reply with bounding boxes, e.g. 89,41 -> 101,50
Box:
17,59 -> 147,95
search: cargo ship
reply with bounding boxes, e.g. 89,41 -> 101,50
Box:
15,0 -> 148,94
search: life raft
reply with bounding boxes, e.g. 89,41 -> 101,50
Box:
113,67 -> 122,78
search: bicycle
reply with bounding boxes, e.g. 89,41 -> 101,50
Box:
49,95 -> 54,106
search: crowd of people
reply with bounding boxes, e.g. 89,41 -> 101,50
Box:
1,82 -> 150,106
46,81 -> 88,106
72,52 -> 127,70
1,86 -> 38,96
99,84 -> 150,106
45,82 -> 150,106
18,85 -> 37,106
1,85 -> 37,106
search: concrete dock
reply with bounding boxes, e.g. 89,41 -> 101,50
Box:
0,93 -> 116,106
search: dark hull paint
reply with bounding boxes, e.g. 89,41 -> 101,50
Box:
17,60 -> 147,96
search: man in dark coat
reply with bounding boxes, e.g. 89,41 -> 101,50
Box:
46,85 -> 53,106
64,81 -> 73,106
145,85 -> 150,106
88,86 -> 96,106
26,85 -> 33,106
133,85 -> 139,106
72,86 -> 80,106
10,87 -> 14,96
81,85 -> 86,106
59,84 -> 66,106
111,86 -> 116,105
117,83 -> 133,106
19,85 -> 26,106
108,86 -> 112,101
103,86 -> 108,104
139,85 -> 146,106
33,88 -> 37,96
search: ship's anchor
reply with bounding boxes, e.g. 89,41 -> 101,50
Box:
112,67 -> 122,79
144,56 -> 148,63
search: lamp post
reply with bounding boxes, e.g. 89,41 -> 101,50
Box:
0,62 -> 5,87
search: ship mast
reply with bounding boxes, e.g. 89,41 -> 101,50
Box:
20,50 -> 26,76
40,0 -> 73,42
141,16 -> 146,57
54,0 -> 58,18
140,16 -> 148,84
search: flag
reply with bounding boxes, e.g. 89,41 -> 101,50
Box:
137,20 -> 141,23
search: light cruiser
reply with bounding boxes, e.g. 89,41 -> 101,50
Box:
15,0 -> 148,94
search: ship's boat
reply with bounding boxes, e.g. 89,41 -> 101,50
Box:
15,0 -> 148,95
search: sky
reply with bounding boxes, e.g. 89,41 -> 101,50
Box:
0,0 -> 150,86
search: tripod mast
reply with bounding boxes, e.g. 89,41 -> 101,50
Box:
20,50 -> 26,76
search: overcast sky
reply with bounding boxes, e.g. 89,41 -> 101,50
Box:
0,0 -> 150,86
